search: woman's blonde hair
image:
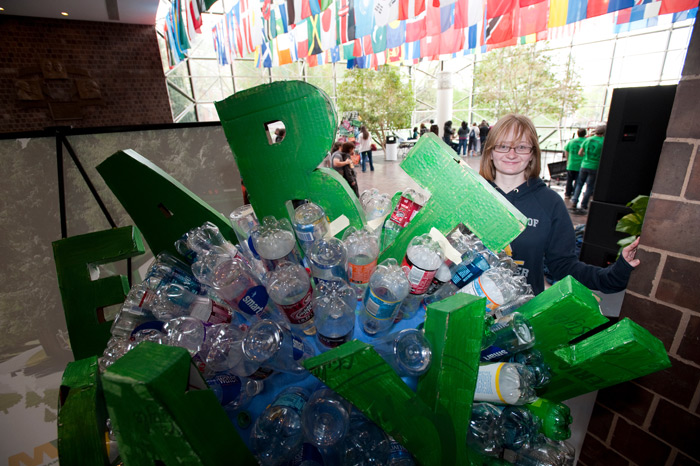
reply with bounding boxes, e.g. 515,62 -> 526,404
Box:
479,114 -> 541,182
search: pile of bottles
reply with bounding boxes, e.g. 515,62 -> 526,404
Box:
98,193 -> 575,465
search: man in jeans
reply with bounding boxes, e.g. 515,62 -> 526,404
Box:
563,128 -> 587,199
570,125 -> 605,214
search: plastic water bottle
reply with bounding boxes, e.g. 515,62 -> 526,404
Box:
359,259 -> 410,336
251,216 -> 303,272
399,234 -> 444,319
250,386 -> 310,466
145,252 -> 203,295
507,350 -> 552,390
495,283 -> 535,319
313,281 -> 357,349
361,190 -> 392,223
192,252 -> 278,322
340,411 -> 391,465
386,437 -> 416,465
459,267 -> 521,312
180,221 -> 240,260
206,372 -> 264,412
283,443 -> 326,466
424,262 -> 452,299
293,201 -> 330,253
499,405 -> 543,451
474,362 -> 538,405
481,312 -> 535,362
162,317 -> 222,374
389,188 -> 426,228
343,227 -> 380,300
109,283 -> 158,339
302,388 -> 352,463
229,204 -> 267,281
206,325 -> 275,380
467,403 -> 506,457
524,398 -> 573,441
307,238 -> 348,284
371,328 -> 432,377
242,319 -> 315,375
267,261 -> 316,335
515,437 -> 574,466
153,282 -> 233,324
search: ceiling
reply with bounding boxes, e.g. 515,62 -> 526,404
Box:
0,0 -> 162,25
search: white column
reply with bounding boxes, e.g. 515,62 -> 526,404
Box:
437,70 -> 454,137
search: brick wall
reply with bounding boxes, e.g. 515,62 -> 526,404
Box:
580,18 -> 700,466
0,16 -> 173,133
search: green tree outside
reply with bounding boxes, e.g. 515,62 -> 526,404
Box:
337,66 -> 414,149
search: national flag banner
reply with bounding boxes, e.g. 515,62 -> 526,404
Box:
586,0 -> 609,19
212,23 -> 229,65
286,0 -> 298,24
353,37 -> 364,56
467,23 -> 479,48
484,12 -> 514,44
515,1 -> 548,36
399,0 -> 426,20
486,0 -> 516,19
439,23 -> 464,53
232,1 -> 245,56
354,0 -> 376,38
425,1 -> 442,35
191,0 -> 204,32
440,3 -> 455,32
330,45 -> 342,61
468,0 -> 484,34
454,0 -> 469,28
186,0 -> 197,38
271,3 -> 290,38
404,38 -> 421,60
307,53 -> 319,66
376,49 -> 387,65
275,33 -> 297,65
374,0 -> 393,26
565,0 -> 588,24
321,0 -> 334,10
174,0 -> 192,52
672,6 -> 697,21
309,0 -> 322,16
660,0 -> 700,14
405,12 -> 427,41
337,0 -> 357,43
420,33 -> 440,57
386,19 -> 407,47
363,33 -> 375,54
388,45 -> 403,61
258,40 -> 273,67
608,0 -> 636,14
293,20 -> 310,57
371,24 -> 388,53
342,41 -> 355,58
320,4 -> 337,49
226,9 -> 240,58
307,13 -> 324,56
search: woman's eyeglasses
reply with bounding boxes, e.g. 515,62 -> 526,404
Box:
493,144 -> 534,155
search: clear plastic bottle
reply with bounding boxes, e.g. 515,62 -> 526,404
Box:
109,283 -> 158,339
251,216 -> 303,272
474,362 -> 538,405
340,411 -> 391,466
507,350 -> 552,390
467,403 -> 506,457
182,221 -> 240,260
154,282 -> 233,324
313,280 -> 356,349
459,267 -> 522,312
359,259 -> 410,336
302,388 -> 352,463
386,436 -> 416,465
229,204 -> 267,281
343,226 -> 380,300
388,188 -> 426,228
242,319 -> 315,375
162,317 -> 223,374
206,372 -> 264,412
293,201 -> 330,253
424,262 -> 452,301
192,252 -> 278,323
267,261 -> 316,335
307,237 -> 348,284
480,312 -> 535,362
250,386 -> 310,466
145,252 -> 202,295
206,326 -> 275,380
499,405 -> 543,451
399,234 -> 444,319
371,328 -> 432,377
515,437 -> 572,466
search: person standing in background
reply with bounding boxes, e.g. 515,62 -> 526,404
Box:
479,120 -> 490,155
457,121 -> 470,156
570,125 -> 606,214
563,128 -> 587,200
357,126 -> 374,172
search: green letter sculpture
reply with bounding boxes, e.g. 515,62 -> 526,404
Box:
97,149 -> 236,259
52,226 -> 145,360
215,81 -> 365,231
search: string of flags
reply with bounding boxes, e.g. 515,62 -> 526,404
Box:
164,0 -> 698,69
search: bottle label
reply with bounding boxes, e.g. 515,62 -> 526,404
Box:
279,286 -> 314,325
364,289 -> 401,320
294,223 -> 317,243
237,285 -> 269,316
208,374 -> 242,406
273,392 -> 306,412
291,334 -> 307,360
402,255 -> 438,295
137,289 -> 157,309
459,275 -> 503,310
481,345 -> 511,362
248,366 -> 274,380
247,236 -> 261,259
474,363 -> 507,403
390,196 -> 423,227
348,259 -> 377,285
426,275 -> 448,295
388,440 -> 412,461
317,329 -> 353,348
451,254 -> 490,288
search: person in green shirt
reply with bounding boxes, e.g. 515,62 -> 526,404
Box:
563,128 -> 587,199
570,124 -> 606,213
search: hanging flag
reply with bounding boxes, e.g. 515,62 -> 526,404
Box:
586,0 -> 609,19
286,0 -> 297,24
294,20 -> 310,57
404,38 -> 421,61
440,3 -> 455,32
191,0 -> 204,33
173,0 -> 191,53
232,1 -> 245,56
516,1 -> 548,36
270,3 -> 289,38
467,0 -> 483,46
307,13 -> 324,55
376,50 -> 387,65
337,0 -> 357,43
320,4 -> 337,49
258,40 -> 274,67
487,0 -> 517,19
276,32 -> 298,64
330,45 -> 342,61
426,1 -> 442,35
399,0 -> 426,20
421,34 -> 440,57
405,12 -> 427,41
363,34 -> 375,54
454,0 -> 468,28
386,19 -> 407,48
439,23 -> 464,53
226,9 -> 240,58
371,24 -> 388,53
660,0 -> 700,14
672,6 -> 697,20
608,0 -> 636,14
388,45 -> 403,61
308,53 -> 319,66
354,0 -> 375,38
484,12 -> 514,44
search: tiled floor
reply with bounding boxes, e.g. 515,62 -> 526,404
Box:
356,150 -> 589,226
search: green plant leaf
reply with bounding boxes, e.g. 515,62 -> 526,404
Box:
615,213 -> 643,235
617,235 -> 636,248
627,195 -> 649,215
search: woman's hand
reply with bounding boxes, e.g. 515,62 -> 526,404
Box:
622,237 -> 641,267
